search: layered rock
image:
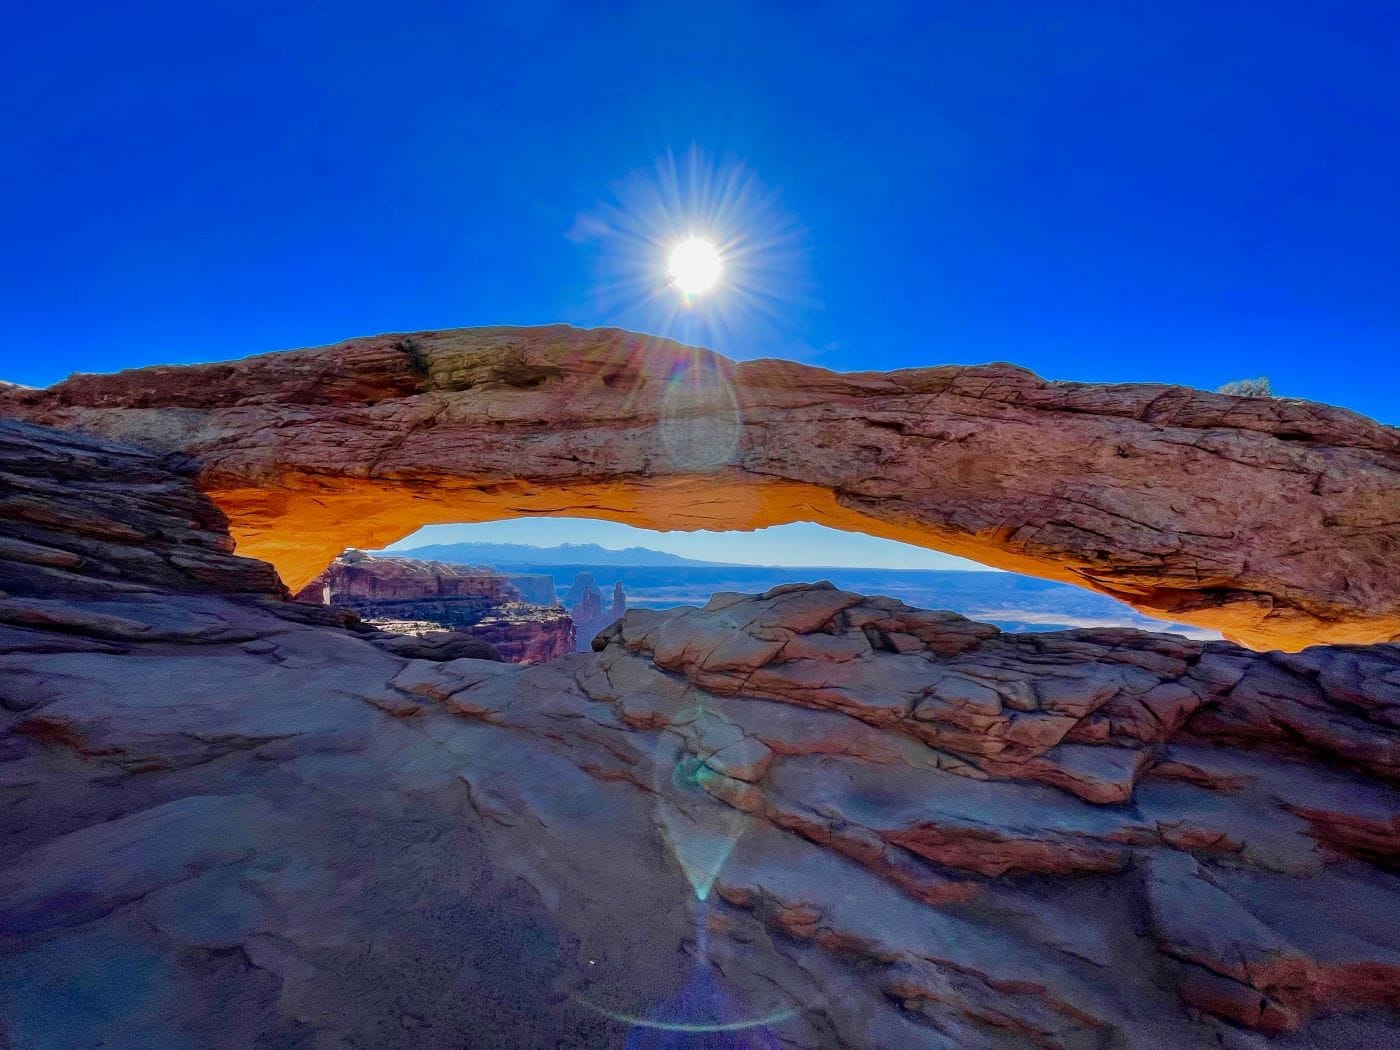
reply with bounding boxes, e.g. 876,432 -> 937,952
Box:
5,418 -> 1400,1047
458,607 -> 573,664
503,572 -> 558,606
0,419 -> 500,663
0,418 -> 286,604
565,570 -> 626,650
298,549 -> 522,604
379,583 -> 1400,1040
4,325 -> 1398,650
297,551 -> 573,664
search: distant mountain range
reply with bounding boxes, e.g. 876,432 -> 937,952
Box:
384,541 -> 731,568
376,543 -> 1220,640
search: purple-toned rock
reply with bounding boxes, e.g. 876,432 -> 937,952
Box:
4,417 -> 1400,1047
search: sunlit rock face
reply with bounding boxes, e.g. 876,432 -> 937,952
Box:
3,325 -> 1397,651
295,551 -> 574,664
298,549 -> 521,603
4,417 -> 1400,1046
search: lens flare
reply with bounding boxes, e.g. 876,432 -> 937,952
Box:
572,901 -> 796,1046
656,721 -> 751,901
659,357 -> 741,472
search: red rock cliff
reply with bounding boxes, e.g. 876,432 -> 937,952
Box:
297,551 -> 574,664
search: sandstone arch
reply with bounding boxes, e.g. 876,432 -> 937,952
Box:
4,325 -> 1398,651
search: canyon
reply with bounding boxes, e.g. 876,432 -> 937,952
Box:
2,325 -> 1398,651
2,328 -> 1400,1048
297,551 -> 574,664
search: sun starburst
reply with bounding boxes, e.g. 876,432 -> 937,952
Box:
568,147 -> 808,356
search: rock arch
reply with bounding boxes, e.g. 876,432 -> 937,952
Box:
4,325 -> 1398,651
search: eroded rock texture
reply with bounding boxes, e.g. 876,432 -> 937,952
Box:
4,418 -> 1400,1048
3,325 -> 1398,649
297,551 -> 574,664
0,419 -> 500,663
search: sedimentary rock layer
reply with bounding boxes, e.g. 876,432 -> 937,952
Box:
0,419 -> 499,661
3,326 -> 1398,649
4,417 -> 1400,1046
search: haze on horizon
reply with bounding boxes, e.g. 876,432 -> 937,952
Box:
386,520 -> 988,571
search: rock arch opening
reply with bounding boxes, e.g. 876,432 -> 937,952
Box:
3,324 -> 1397,651
351,518 -> 1220,658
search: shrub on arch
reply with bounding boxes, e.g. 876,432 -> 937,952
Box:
1217,376 -> 1273,397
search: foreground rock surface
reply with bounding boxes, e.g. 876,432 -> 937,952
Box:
297,550 -> 573,664
4,419 -> 1400,1048
4,325 -> 1399,649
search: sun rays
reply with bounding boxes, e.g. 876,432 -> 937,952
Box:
567,147 -> 808,359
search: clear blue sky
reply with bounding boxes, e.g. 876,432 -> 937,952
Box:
386,520 -> 987,570
4,2 -> 1397,566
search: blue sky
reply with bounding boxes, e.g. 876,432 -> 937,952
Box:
4,2 -> 1397,567
386,520 -> 986,570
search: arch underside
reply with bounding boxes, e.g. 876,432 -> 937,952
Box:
211,466 -> 1393,654
3,324 -> 1397,652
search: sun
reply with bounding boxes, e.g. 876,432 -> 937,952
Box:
571,148 -> 805,343
667,237 -> 722,296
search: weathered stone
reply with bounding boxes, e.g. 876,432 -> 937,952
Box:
4,326 -> 1398,649
364,628 -> 501,662
5,416 -> 1400,1046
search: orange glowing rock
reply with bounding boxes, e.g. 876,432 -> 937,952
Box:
4,324 -> 1398,651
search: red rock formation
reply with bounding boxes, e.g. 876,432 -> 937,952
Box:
4,416 -> 1400,1046
297,549 -> 521,603
3,326 -> 1397,650
0,419 -> 286,603
435,582 -> 1400,1037
564,570 -> 626,650
462,608 -> 574,664
298,551 -> 573,664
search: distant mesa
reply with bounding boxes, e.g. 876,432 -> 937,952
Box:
298,550 -> 573,664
